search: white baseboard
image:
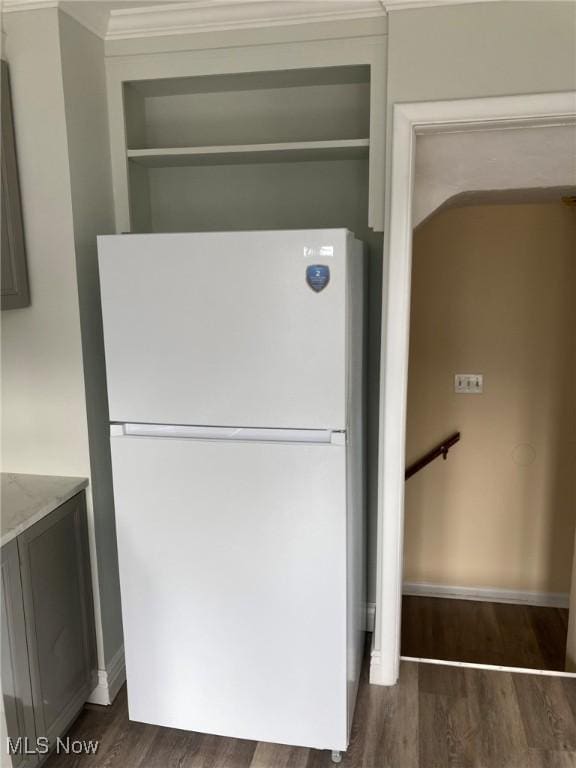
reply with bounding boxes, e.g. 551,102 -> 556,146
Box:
87,644 -> 126,705
369,644 -> 398,686
402,581 -> 569,609
368,647 -> 383,684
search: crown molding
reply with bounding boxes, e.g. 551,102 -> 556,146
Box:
1,0 -> 109,38
2,0 -> 59,10
106,1 -> 387,41
3,0 -> 570,42
109,0 -> 542,41
2,0 -> 387,40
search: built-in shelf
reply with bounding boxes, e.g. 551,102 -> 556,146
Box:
126,138 -> 370,168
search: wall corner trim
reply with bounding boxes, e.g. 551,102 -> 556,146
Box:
87,645 -> 126,706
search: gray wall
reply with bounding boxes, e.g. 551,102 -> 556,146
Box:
1,7 -> 122,675
58,11 -> 123,666
1,10 -> 89,492
387,1 -> 576,104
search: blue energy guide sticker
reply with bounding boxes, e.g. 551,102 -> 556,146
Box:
306,265 -> 330,293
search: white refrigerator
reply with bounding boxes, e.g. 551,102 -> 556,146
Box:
98,229 -> 366,758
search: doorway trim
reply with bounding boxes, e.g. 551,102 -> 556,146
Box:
371,90 -> 576,686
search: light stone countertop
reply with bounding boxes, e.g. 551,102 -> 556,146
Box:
1,473 -> 89,547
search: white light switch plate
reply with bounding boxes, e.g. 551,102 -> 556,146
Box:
455,374 -> 483,394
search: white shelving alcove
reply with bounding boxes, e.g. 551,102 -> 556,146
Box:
106,36 -> 387,236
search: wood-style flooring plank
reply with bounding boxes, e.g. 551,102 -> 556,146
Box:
401,596 -> 570,671
524,750 -> 576,768
249,741 -> 308,768
462,667 -> 527,768
444,600 -> 504,666
529,607 -> 573,671
561,676 -> 576,722
418,690 -> 476,767
493,602 -> 548,670
513,674 -> 576,752
44,656 -> 576,768
417,663 -> 476,767
348,660 -> 419,768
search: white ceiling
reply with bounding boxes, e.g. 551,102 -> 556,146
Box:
414,124 -> 576,226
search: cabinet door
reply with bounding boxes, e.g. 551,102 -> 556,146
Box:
1,540 -> 38,767
17,493 -> 97,746
1,59 -> 30,310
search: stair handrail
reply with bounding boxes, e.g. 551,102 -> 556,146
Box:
405,432 -> 461,480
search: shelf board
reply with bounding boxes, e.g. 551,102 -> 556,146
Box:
126,139 -> 369,168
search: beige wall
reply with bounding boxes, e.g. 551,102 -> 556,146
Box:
404,202 -> 576,594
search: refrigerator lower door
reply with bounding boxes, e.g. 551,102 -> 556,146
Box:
111,432 -> 348,751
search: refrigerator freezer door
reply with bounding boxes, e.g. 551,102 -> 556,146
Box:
111,433 -> 348,750
99,230 -> 350,430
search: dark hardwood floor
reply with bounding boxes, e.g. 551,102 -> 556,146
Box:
401,595 -> 570,671
45,647 -> 576,768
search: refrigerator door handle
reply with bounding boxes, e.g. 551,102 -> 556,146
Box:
110,423 -> 345,445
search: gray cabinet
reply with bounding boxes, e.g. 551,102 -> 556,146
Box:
1,59 -> 30,311
1,541 -> 37,767
1,492 -> 97,764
